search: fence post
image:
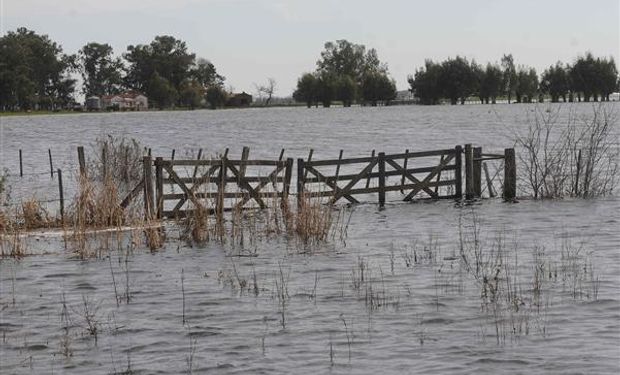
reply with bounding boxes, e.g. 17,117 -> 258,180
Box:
378,152 -> 386,208
473,146 -> 482,198
102,143 -> 108,180
143,155 -> 154,219
454,145 -> 463,199
366,149 -> 375,189
503,148 -> 516,201
284,158 -> 293,200
77,146 -> 86,177
155,157 -> 163,219
297,158 -> 305,207
57,168 -> 64,222
48,149 -> 54,179
19,149 -> 23,177
239,146 -> 250,183
465,144 -> 474,200
216,157 -> 227,216
192,148 -> 202,180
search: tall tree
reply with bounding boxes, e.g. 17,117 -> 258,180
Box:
361,72 -> 397,106
439,56 -> 476,105
293,73 -> 318,108
515,66 -> 539,103
408,60 -> 442,105
78,42 -> 123,97
124,35 -> 196,106
0,28 -> 75,110
540,62 -> 569,102
501,54 -> 517,103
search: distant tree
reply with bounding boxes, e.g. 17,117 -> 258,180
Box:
179,79 -> 204,109
317,72 -> 337,107
501,54 -> 517,103
570,53 -> 597,102
316,40 -> 386,86
597,57 -> 618,101
148,72 -> 178,108
479,63 -> 503,104
408,60 -> 442,105
0,28 -> 75,110
255,77 -> 276,106
515,67 -> 539,103
361,72 -> 397,106
439,56 -> 476,104
191,58 -> 224,88
206,85 -> 227,109
78,42 -> 123,97
336,75 -> 357,107
293,73 -> 318,107
124,35 -> 196,106
540,62 -> 569,102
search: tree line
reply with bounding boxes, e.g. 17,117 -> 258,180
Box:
1,28 -> 618,111
408,53 -> 619,105
0,28 -> 229,111
293,40 -> 397,107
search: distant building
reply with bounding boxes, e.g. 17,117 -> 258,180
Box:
226,92 -> 252,107
100,91 -> 148,111
85,96 -> 101,111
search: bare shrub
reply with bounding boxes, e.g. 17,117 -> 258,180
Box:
514,104 -> 619,198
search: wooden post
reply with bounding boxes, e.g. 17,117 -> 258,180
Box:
366,149 -> 375,189
19,149 -> 23,177
483,162 -> 496,198
57,168 -> 64,222
435,154 -> 444,195
473,147 -> 482,198
143,156 -> 154,219
155,157 -> 163,219
378,152 -> 386,208
171,149 -> 175,160
454,145 -> 463,199
278,148 -> 285,161
77,146 -> 86,177
284,158 -> 293,200
574,149 -> 582,196
334,150 -> 343,181
503,148 -> 516,201
303,149 -> 313,180
239,146 -> 250,182
192,148 -> 202,180
400,149 -> 409,194
48,149 -> 54,179
297,158 -> 305,207
465,144 -> 474,200
102,144 -> 108,180
216,157 -> 227,216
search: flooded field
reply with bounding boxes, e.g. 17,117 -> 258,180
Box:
1,103 -> 619,374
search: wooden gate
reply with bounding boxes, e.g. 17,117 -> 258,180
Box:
153,152 -> 293,219
298,146 -> 463,206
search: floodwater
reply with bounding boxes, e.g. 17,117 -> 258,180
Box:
1,103 -> 619,374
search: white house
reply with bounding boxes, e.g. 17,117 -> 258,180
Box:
101,91 -> 148,111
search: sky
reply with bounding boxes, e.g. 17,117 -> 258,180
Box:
1,0 -> 619,97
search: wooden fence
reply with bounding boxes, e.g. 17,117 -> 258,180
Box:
298,146 -> 463,207
19,144 -> 515,222
152,149 -> 293,219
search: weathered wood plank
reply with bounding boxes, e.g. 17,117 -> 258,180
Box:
403,154 -> 455,201
385,158 -> 438,198
304,165 -> 359,204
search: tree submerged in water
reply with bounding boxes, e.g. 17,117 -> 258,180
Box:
293,40 -> 397,107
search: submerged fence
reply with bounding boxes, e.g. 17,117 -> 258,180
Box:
3,144 -> 517,221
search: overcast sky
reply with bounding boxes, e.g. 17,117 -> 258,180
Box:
2,0 -> 618,96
